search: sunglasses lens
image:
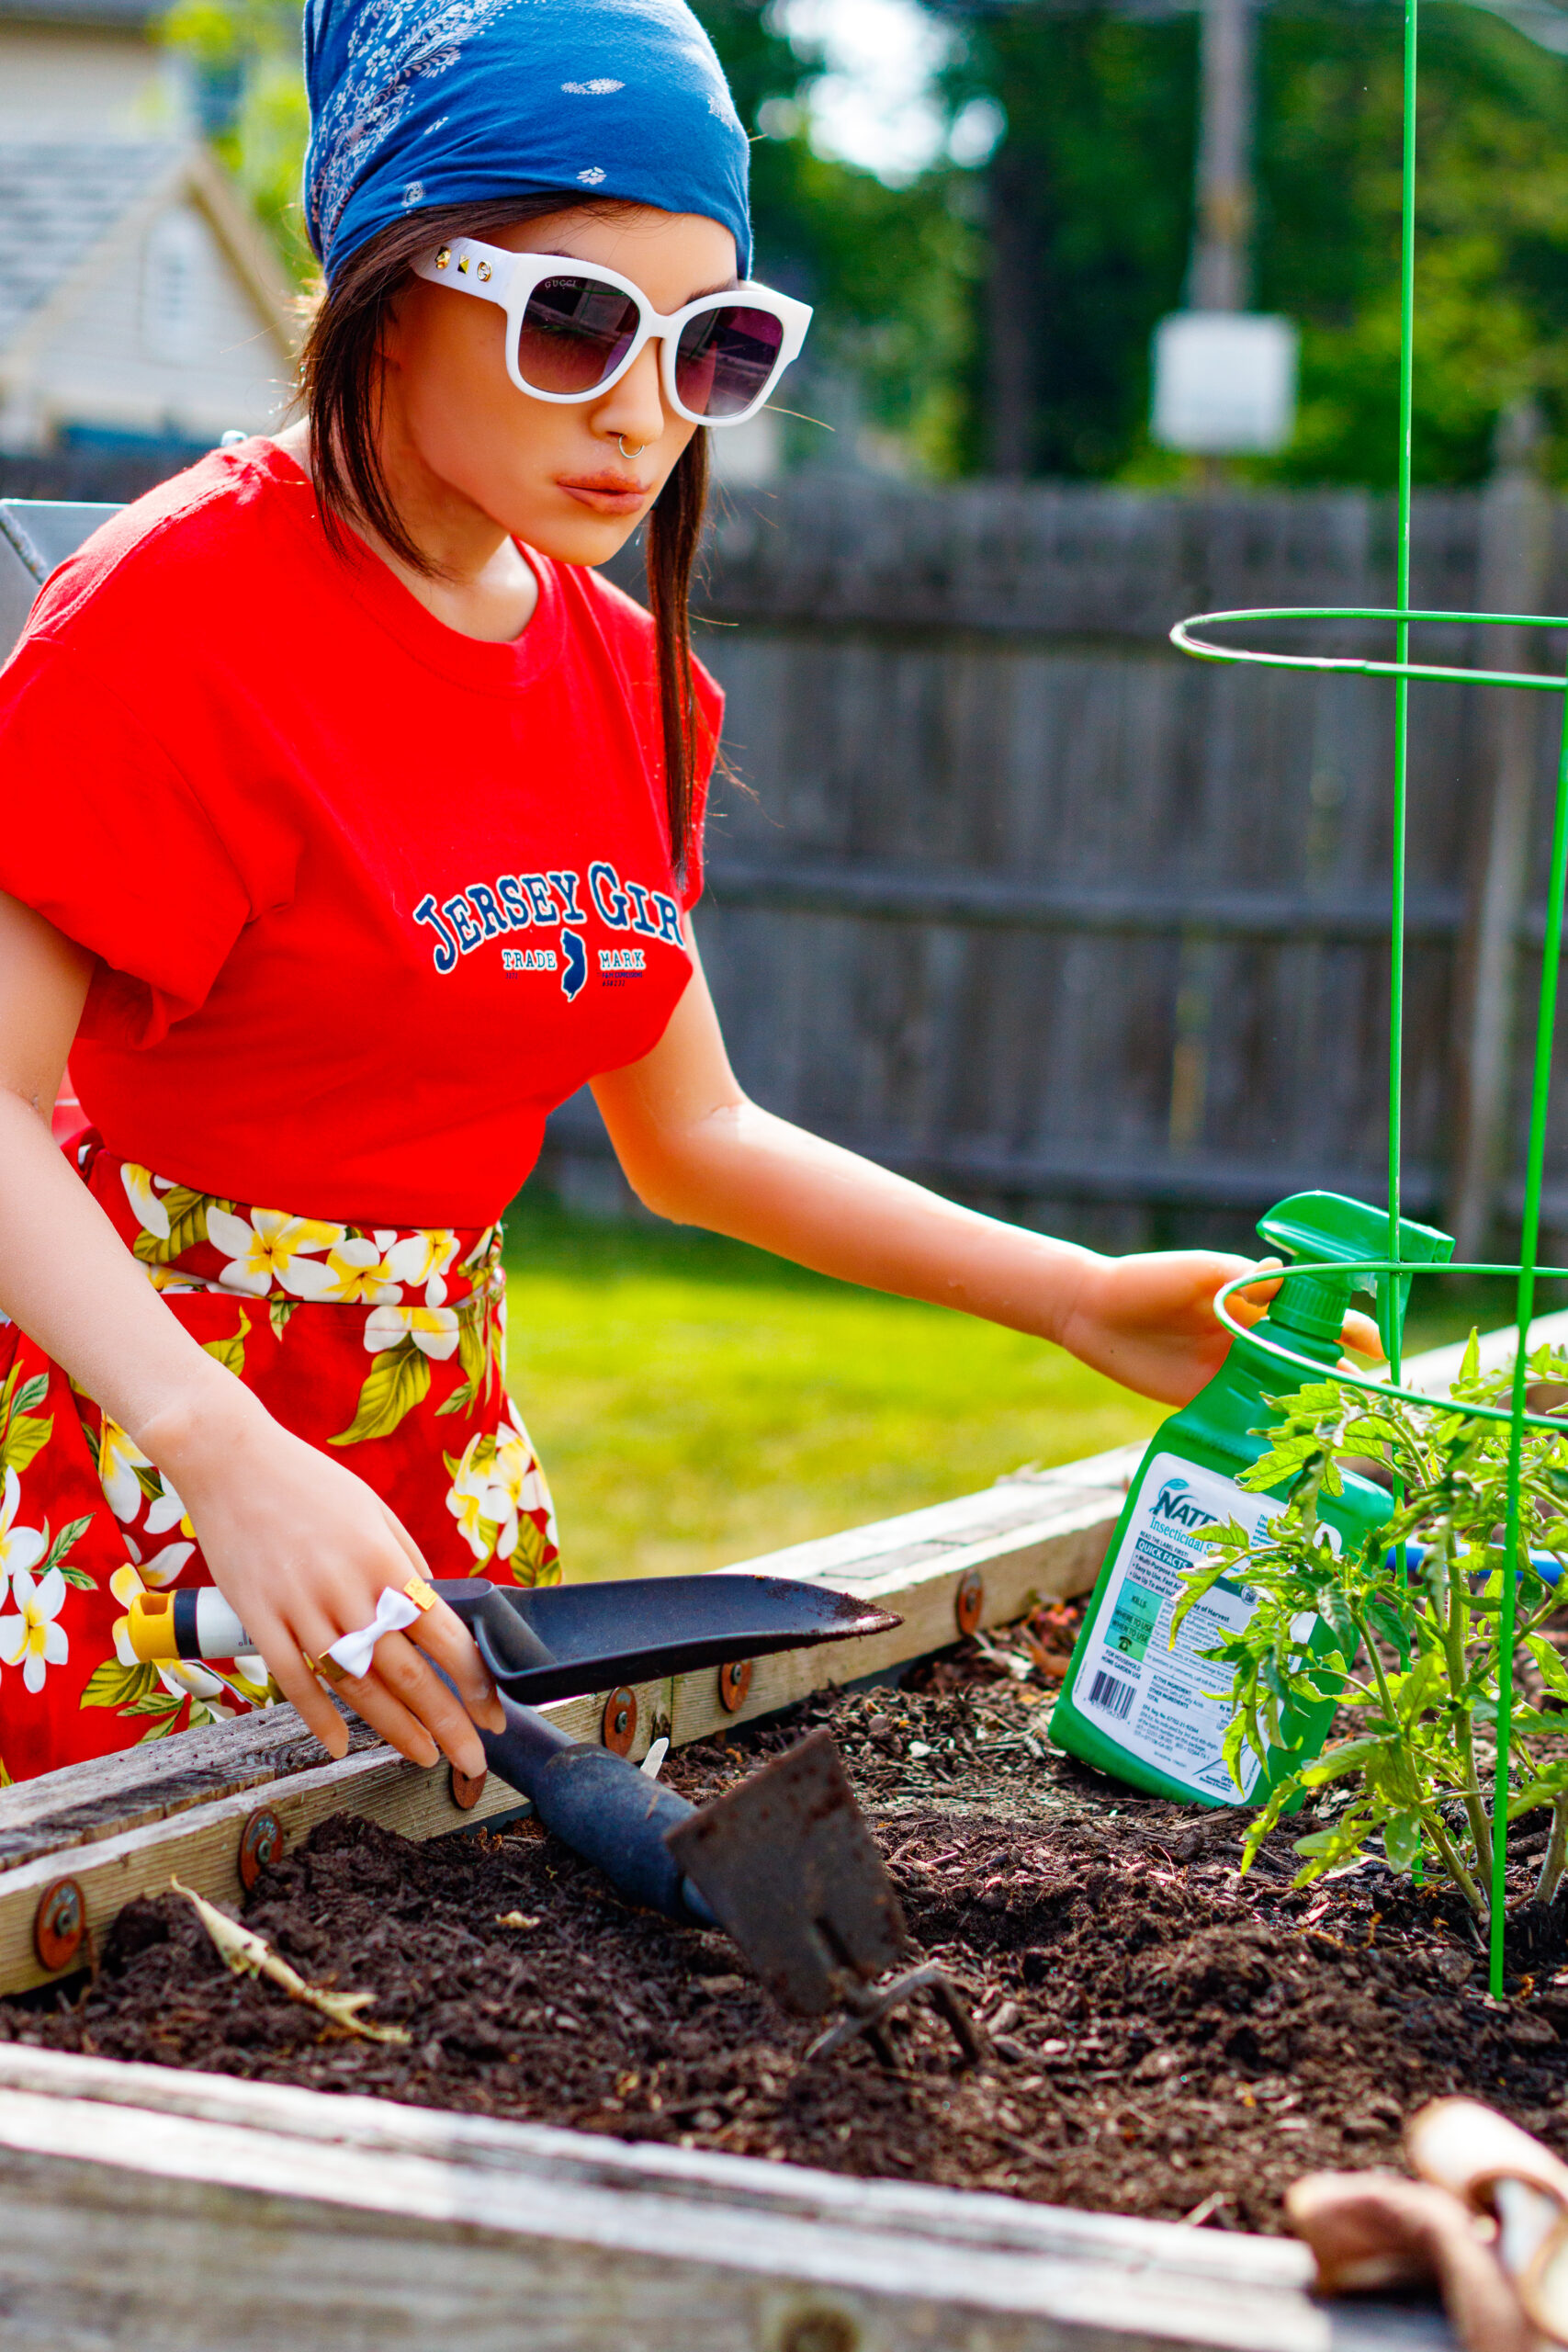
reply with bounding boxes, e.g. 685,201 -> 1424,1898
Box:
515,276 -> 640,395
674,306 -> 786,419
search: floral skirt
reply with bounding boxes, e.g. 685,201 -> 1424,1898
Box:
0,1140 -> 559,1782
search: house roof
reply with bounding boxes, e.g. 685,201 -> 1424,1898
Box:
0,139 -> 186,347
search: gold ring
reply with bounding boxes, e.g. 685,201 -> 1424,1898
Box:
306,1652 -> 348,1685
403,1575 -> 438,1613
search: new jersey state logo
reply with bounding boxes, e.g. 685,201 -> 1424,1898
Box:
411,862 -> 682,1003
558,928 -> 587,1001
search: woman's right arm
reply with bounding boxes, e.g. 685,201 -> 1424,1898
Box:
0,889 -> 502,1770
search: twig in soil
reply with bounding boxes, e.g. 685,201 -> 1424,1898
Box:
171,1879 -> 410,2044
1181,2191 -> 1235,2229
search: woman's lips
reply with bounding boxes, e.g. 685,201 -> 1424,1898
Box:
558,472 -> 649,513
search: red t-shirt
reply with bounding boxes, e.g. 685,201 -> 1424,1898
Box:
0,440 -> 718,1225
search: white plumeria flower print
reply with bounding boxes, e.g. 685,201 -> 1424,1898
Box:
363,1303 -> 461,1361
446,1435 -> 497,1561
141,1540 -> 196,1587
206,1206 -> 346,1299
0,1566 -> 68,1693
485,1421 -> 552,1561
98,1420 -> 153,1524
321,1233 -> 404,1306
119,1161 -> 171,1240
146,1476 -> 193,1543
0,1465 -> 44,1600
385,1229 -> 460,1306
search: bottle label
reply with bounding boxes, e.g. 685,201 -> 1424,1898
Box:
1072,1452 -> 1287,1801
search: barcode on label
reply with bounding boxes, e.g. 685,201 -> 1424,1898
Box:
1088,1669 -> 1136,1721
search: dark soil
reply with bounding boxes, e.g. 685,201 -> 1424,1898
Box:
6,1598 -> 1568,2234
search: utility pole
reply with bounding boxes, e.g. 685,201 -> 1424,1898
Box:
1188,0 -> 1256,313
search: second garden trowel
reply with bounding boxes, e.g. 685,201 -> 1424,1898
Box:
126,1570 -> 900,1702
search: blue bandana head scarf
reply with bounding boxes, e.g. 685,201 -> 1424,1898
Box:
304,0 -> 752,285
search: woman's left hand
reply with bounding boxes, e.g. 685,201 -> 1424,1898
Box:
1055,1250 -> 1384,1407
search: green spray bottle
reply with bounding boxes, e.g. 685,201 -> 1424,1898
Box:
1049,1192 -> 1453,1808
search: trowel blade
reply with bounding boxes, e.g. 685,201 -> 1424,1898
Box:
663,1729 -> 908,2017
434,1575 -> 900,1704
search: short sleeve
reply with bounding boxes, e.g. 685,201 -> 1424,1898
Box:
0,640 -> 254,1046
679,653 -> 725,913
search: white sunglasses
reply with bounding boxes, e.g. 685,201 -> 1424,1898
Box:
412,237 -> 812,426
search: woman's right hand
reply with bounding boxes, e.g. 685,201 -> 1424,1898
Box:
141,1385 -> 505,1773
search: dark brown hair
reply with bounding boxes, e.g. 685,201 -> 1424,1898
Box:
297,198 -> 711,883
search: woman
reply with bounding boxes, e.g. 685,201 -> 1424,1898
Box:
0,0 -> 1312,1786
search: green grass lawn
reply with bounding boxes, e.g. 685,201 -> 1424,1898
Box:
502,1193 -> 1162,1581
501,1195 -> 1565,1583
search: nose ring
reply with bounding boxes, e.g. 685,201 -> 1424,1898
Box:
618,435 -> 645,460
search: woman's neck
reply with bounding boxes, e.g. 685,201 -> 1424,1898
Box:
271,418 -> 540,645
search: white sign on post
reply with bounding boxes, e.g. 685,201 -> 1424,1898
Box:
1151,311 -> 1299,455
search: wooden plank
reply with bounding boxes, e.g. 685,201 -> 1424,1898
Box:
0,2043 -> 1450,2351
705,859 -> 1466,943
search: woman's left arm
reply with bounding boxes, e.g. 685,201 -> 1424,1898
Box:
592,933 -> 1370,1408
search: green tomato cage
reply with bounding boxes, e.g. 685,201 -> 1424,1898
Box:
1168,0 -> 1568,2001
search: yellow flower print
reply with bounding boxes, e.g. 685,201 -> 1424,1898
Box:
487,1417 -> 558,1566
321,1233 -> 403,1306
386,1229 -> 461,1306
0,1566 -> 67,1693
98,1419 -> 153,1524
119,1161 -> 171,1240
206,1205 -> 346,1300
362,1303 -> 460,1361
445,1433 -> 498,1562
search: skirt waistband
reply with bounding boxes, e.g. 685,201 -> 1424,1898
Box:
85,1142 -> 502,1318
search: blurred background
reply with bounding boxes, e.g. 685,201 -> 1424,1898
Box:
5,0 -> 1568,1572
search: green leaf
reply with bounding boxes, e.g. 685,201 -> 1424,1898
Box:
1527,1634 -> 1568,1699
202,1308 -> 252,1379
1458,1329 -> 1482,1387
58,1566 -> 96,1590
1,1411 -> 51,1479
434,1379 -> 476,1419
1299,1736 -> 1387,1787
79,1658 -> 160,1712
130,1184 -> 220,1266
268,1295 -> 299,1342
9,1374 -> 48,1419
1382,1812 -> 1424,1872
40,1513 -> 93,1574
328,1339 -> 432,1448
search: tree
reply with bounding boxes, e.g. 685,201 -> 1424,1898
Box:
948,0 -> 1568,485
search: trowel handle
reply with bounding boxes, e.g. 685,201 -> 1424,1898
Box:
480,1695 -> 716,1928
126,1588 -> 253,1664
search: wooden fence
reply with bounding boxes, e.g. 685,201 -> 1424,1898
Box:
7,448 -> 1568,1255
547,468 -> 1568,1256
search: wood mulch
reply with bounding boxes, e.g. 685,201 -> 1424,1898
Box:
3,1600 -> 1566,2234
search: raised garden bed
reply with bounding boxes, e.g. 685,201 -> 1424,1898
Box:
1,1325 -> 1561,2350
4,1619 -> 1564,2245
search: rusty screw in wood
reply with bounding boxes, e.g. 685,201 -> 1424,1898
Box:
602,1686 -> 637,1755
32,1876 -> 85,1973
954,1566 -> 985,1638
717,1657 -> 753,1713
778,2314 -> 859,2352
449,1764 -> 488,1812
237,1806 -> 285,1894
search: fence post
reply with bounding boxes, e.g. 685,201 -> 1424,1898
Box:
1448,401 -> 1551,1261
